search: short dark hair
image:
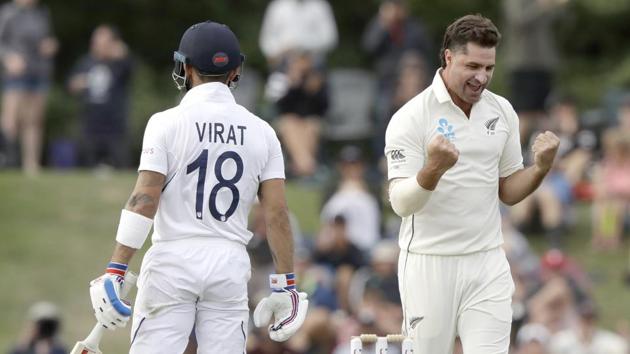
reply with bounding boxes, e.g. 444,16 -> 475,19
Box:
439,14 -> 501,68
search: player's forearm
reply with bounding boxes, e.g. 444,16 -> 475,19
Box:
124,170 -> 165,218
416,161 -> 449,191
110,242 -> 137,265
499,165 -> 549,205
265,206 -> 294,274
125,190 -> 159,218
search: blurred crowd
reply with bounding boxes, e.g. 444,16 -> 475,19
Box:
2,0 -> 630,353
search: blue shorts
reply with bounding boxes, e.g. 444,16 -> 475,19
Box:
544,171 -> 573,206
3,74 -> 50,92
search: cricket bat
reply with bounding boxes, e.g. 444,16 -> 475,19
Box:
70,272 -> 137,354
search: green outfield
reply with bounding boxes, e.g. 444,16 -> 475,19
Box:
0,171 -> 628,352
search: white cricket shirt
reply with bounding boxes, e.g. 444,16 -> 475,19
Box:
138,82 -> 285,245
385,70 -> 523,255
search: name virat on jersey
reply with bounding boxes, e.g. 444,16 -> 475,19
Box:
195,122 -> 247,145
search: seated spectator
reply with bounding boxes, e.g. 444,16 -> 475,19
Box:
273,52 -> 328,177
515,323 -> 551,354
591,130 -> 630,251
9,301 -> 66,354
549,300 -> 628,354
68,24 -> 133,169
313,215 -> 365,313
320,145 -> 381,253
527,274 -> 577,335
511,97 -> 596,248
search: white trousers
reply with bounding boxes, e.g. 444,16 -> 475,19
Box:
398,246 -> 514,354
129,237 -> 251,354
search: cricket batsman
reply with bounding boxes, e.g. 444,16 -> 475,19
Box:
85,21 -> 308,353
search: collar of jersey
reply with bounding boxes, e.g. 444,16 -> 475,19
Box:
180,82 -> 236,106
431,69 -> 453,104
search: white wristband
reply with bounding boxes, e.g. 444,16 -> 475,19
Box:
115,209 -> 153,249
389,177 -> 433,217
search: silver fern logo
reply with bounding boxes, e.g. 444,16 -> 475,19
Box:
485,117 -> 499,135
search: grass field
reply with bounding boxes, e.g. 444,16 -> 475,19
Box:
0,170 -> 628,352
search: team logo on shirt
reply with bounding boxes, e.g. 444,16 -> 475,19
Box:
388,149 -> 406,167
485,117 -> 499,135
437,118 -> 455,141
390,149 -> 406,160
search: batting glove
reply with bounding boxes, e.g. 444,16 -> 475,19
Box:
89,262 -> 132,330
253,273 -> 309,342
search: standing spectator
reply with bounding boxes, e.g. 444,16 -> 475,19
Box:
362,0 -> 432,140
9,301 -> 66,354
590,131 -> 630,250
0,0 -> 57,175
68,24 -> 133,169
259,0 -> 337,69
502,0 -> 568,147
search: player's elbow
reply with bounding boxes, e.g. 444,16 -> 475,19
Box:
388,177 -> 432,218
500,198 -> 518,206
389,197 -> 416,218
498,190 -> 522,206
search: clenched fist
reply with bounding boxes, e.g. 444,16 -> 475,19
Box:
531,131 -> 560,173
426,134 -> 459,174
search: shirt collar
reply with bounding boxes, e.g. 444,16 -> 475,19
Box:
431,69 -> 452,104
179,82 -> 236,106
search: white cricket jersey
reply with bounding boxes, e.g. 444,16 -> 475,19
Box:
138,82 -> 285,245
385,70 -> 523,255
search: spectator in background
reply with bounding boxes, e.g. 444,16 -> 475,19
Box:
320,145 -> 381,253
259,0 -> 336,178
373,50 -> 429,158
515,323 -> 551,354
332,241 -> 403,354
511,96 -> 596,248
68,24 -> 133,169
590,130 -> 630,250
313,215 -> 365,313
275,52 -> 328,177
0,0 -> 57,175
502,0 -> 567,147
548,300 -> 628,354
9,301 -> 66,354
259,0 -> 337,70
362,0 -> 432,138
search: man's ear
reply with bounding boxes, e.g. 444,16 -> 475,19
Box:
444,49 -> 452,66
229,67 -> 241,83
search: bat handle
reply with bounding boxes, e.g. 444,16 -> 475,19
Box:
82,323 -> 105,350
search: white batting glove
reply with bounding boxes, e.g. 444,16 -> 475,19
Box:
253,273 -> 309,342
89,262 -> 132,330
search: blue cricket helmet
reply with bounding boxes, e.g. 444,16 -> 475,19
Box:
172,21 -> 245,90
